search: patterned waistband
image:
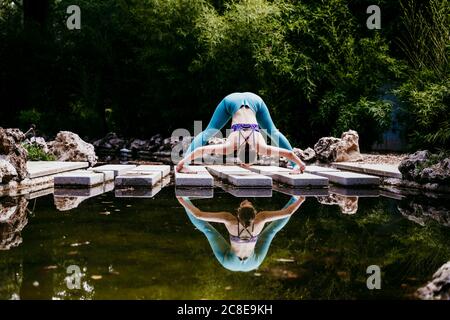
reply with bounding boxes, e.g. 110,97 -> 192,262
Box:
231,124 -> 260,132
230,235 -> 259,243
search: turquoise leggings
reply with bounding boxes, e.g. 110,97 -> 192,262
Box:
186,92 -> 293,153
183,196 -> 296,272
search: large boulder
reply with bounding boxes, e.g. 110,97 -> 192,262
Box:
399,151 -> 450,185
314,130 -> 363,163
416,261 -> 450,300
0,128 -> 28,182
48,131 -> 97,166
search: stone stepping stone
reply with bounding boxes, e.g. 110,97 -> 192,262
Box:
332,162 -> 402,179
250,166 -> 328,188
312,170 -> 379,186
207,165 -> 272,188
91,164 -> 137,177
175,188 -> 214,198
87,169 -> 115,182
222,187 -> 272,198
175,166 -> 214,187
115,165 -> 170,187
115,177 -> 170,198
273,185 -> 329,197
53,182 -> 115,211
304,165 -> 340,173
27,161 -> 89,179
330,186 -> 379,197
54,170 -> 106,186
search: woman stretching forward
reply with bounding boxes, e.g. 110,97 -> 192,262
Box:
176,92 -> 306,173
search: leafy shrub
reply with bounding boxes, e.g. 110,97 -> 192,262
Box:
23,143 -> 56,161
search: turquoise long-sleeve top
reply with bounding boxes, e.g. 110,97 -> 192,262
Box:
186,92 -> 294,153
182,196 -> 296,272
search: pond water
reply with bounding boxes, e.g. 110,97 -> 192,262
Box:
0,186 -> 449,300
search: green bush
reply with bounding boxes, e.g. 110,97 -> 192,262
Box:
23,143 -> 56,161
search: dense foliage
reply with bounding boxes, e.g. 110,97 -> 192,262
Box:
0,0 -> 448,150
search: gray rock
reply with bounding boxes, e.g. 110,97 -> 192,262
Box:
0,197 -> 28,251
48,131 -> 98,167
417,261 -> 450,300
293,147 -> 316,162
399,151 -> 450,185
0,159 -> 18,184
0,128 -> 29,181
314,130 -> 363,163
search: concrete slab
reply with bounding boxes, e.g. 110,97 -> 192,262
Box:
273,184 -> 329,197
91,164 -> 137,177
88,168 -> 115,181
54,182 -> 114,197
175,166 -> 214,187
207,165 -> 272,188
333,162 -> 402,179
175,188 -> 214,198
227,173 -> 272,188
115,171 -> 161,187
272,172 -> 328,188
313,171 -> 379,186
206,165 -> 251,180
54,170 -> 105,186
304,165 -> 340,174
249,166 -> 291,176
53,182 -> 114,211
330,186 -> 379,197
128,165 -> 171,177
27,161 -> 89,179
115,177 -> 170,198
249,165 -> 328,187
25,187 -> 54,200
222,187 -> 272,198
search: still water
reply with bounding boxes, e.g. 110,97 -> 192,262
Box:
0,186 -> 449,300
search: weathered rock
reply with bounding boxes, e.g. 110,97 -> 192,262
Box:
0,128 -> 28,182
316,194 -> 359,214
416,261 -> 450,300
314,130 -> 363,163
92,132 -> 127,151
129,139 -> 150,152
314,137 -> 341,162
54,196 -> 84,212
335,130 -> 363,162
0,159 -> 18,184
397,200 -> 450,227
293,147 -> 316,162
0,197 -> 29,251
399,151 -> 450,185
398,150 -> 431,181
48,131 -> 97,166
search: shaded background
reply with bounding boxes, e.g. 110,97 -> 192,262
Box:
0,0 -> 448,151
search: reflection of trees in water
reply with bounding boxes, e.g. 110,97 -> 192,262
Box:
0,263 -> 23,300
0,196 -> 29,251
316,194 -> 359,214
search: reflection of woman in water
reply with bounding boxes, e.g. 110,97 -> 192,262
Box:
176,92 -> 306,173
177,196 -> 305,272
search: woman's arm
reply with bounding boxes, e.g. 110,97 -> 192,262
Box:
177,197 -> 235,224
256,138 -> 306,173
255,196 -> 305,223
176,139 -> 236,172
